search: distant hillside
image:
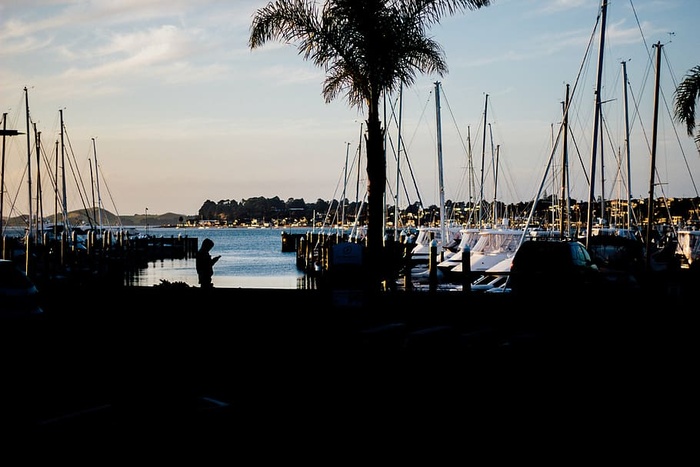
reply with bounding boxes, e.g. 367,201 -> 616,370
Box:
115,211 -> 191,227
4,209 -> 191,228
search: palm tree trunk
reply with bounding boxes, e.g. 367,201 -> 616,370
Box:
365,94 -> 386,293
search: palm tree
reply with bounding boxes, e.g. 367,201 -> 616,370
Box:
674,65 -> 700,148
249,0 -> 492,292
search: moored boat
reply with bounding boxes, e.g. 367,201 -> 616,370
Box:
440,228 -> 524,281
675,229 -> 700,269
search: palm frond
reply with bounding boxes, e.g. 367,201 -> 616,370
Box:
673,65 -> 700,138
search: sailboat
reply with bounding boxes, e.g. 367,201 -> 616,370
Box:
0,88 -> 139,287
401,82 -> 466,287
675,228 -> 700,269
506,0 -> 692,295
440,227 -> 522,277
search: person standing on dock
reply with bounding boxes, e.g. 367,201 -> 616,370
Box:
196,238 -> 221,289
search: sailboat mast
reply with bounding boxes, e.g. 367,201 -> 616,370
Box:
494,143 -> 500,224
1,113 -> 7,239
92,137 -> 104,234
585,0 -> 608,248
489,123 -> 498,224
466,125 -> 475,225
395,85 -> 403,241
60,109 -> 68,230
600,113 -> 606,227
560,84 -> 570,238
645,41 -> 663,268
434,82 -> 446,253
479,94 -> 488,229
355,122 -> 363,223
35,124 -> 43,239
89,158 -> 97,230
53,140 -> 59,237
621,60 -> 633,230
342,141 -> 349,232
25,87 -> 33,241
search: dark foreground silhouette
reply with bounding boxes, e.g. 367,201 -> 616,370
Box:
1,275 -> 694,457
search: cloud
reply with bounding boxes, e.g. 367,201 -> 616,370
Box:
258,64 -> 324,86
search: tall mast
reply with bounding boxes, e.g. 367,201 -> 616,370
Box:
585,0 -> 608,248
0,115 -> 21,239
0,113 -> 8,239
493,143 -> 500,225
53,139 -> 59,237
621,60 -> 633,230
342,141 -> 350,232
466,125 -> 474,225
645,42 -> 663,268
434,81 -> 446,253
60,109 -> 68,229
395,85 -> 403,241
559,84 -> 570,238
355,122 -> 362,211
489,123 -> 498,224
89,158 -> 97,230
35,124 -> 43,239
479,94 -> 488,229
25,87 -> 33,241
92,137 -> 104,234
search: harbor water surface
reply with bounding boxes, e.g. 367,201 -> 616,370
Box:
129,226 -> 308,289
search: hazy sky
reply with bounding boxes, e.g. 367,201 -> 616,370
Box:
1,0 -> 698,217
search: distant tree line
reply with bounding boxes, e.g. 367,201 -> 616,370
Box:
196,196 -> 334,226
195,195 -> 700,228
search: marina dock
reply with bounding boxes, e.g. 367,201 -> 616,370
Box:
1,229 -> 199,288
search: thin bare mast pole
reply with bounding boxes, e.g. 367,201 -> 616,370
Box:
560,84 -> 570,238
25,87 -> 33,242
435,81 -> 446,253
53,140 -> 58,237
35,124 -> 43,240
585,0 -> 607,248
93,137 -> 104,234
0,113 -> 7,239
621,60 -> 633,230
60,109 -> 68,230
645,42 -> 663,268
479,94 -> 488,229
394,85 -> 403,241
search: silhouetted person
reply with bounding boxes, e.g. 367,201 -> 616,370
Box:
196,238 -> 220,289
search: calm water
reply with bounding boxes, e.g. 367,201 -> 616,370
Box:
130,227 -> 308,289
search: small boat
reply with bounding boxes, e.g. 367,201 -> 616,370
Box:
435,228 -> 483,275
675,229 -> 700,269
470,269 -> 510,293
439,228 -> 524,281
586,230 -> 645,287
405,226 -> 461,267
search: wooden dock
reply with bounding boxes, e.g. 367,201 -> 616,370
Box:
1,230 -> 199,288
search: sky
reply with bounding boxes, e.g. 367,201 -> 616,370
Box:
1,0 -> 698,218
